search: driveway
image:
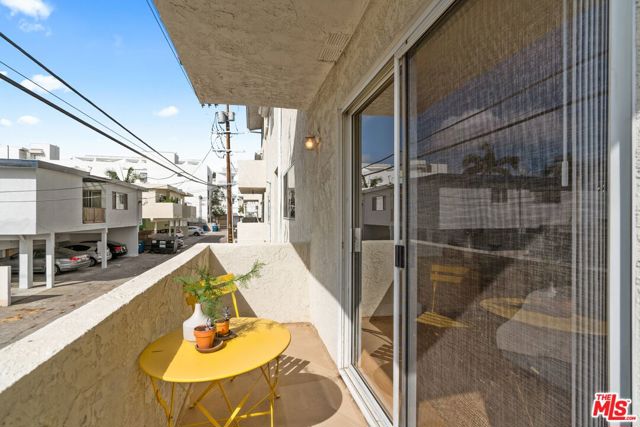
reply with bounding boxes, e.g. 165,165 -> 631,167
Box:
0,232 -> 225,349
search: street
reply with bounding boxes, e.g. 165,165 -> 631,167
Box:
0,232 -> 225,349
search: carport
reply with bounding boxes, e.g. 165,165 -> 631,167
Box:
0,230 -> 109,290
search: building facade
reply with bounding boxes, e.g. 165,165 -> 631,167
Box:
0,159 -> 143,289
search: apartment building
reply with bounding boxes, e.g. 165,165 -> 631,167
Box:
0,159 -> 143,289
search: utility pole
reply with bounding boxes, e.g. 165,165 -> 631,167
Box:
225,104 -> 234,243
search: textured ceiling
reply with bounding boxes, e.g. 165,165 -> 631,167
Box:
155,0 -> 369,109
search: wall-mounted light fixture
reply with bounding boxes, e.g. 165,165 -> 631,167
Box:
304,135 -> 319,151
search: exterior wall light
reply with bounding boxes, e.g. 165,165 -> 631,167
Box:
304,135 -> 319,151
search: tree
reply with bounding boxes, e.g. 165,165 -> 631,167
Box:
105,167 -> 139,183
210,186 -> 226,218
462,143 -> 519,175
369,177 -> 383,188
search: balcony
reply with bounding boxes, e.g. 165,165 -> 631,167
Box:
143,201 -> 193,221
236,160 -> 266,193
82,207 -> 106,224
0,243 -> 365,426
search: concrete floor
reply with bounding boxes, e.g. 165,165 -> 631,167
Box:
0,232 -> 224,349
178,323 -> 367,427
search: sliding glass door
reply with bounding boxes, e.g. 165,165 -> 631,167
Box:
404,0 -> 609,425
351,78 -> 395,417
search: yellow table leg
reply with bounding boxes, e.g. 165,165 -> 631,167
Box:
167,356 -> 284,427
189,381 -> 217,409
150,377 -> 177,427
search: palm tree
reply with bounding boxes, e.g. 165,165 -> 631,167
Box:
462,143 -> 519,175
105,167 -> 139,183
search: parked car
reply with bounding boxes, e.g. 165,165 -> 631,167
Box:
149,233 -> 179,254
188,226 -> 204,236
81,240 -> 128,257
0,248 -> 92,274
63,243 -> 112,267
157,229 -> 185,239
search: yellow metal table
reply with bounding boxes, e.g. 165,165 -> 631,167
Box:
139,317 -> 291,427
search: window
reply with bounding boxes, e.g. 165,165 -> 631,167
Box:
283,166 -> 295,219
406,1 -> 609,425
82,189 -> 102,208
372,195 -> 385,211
112,192 -> 128,210
490,187 -> 507,203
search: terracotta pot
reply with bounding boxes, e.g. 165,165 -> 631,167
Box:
194,325 -> 214,349
215,319 -> 230,336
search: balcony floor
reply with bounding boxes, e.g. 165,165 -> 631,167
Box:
178,323 -> 367,426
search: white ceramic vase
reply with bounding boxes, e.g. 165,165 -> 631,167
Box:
183,303 -> 209,342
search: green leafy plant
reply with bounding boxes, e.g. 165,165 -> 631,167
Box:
176,260 -> 264,319
105,166 -> 140,183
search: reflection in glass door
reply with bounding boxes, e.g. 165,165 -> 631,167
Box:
404,0 -> 609,425
352,79 -> 395,416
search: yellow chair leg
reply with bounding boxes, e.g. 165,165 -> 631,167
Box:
231,293 -> 239,318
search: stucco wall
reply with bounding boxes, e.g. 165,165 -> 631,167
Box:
35,168 -> 84,234
0,167 -> 36,235
207,243 -> 310,322
286,0 -> 431,362
0,245 -> 207,427
105,183 -> 141,228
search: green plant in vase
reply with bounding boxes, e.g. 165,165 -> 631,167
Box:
177,260 -> 264,341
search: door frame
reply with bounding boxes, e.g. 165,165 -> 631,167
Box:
339,61 -> 395,427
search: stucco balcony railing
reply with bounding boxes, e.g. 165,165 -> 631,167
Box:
82,207 -> 106,223
143,201 -> 190,220
0,243 -> 365,426
237,159 -> 266,193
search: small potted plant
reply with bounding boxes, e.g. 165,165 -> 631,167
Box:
215,306 -> 231,337
193,323 -> 215,349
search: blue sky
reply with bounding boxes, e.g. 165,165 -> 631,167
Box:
0,0 -> 260,167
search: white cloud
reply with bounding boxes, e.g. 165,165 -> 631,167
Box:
18,19 -> 46,32
20,74 -> 67,93
0,71 -> 7,76
155,105 -> 179,118
17,115 -> 40,125
0,118 -> 11,127
0,0 -> 52,19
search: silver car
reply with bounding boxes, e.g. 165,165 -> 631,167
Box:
0,247 -> 92,274
63,243 -> 112,267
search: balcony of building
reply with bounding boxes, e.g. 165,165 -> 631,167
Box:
0,243 -> 366,426
82,182 -> 106,224
142,184 -> 196,222
236,159 -> 266,194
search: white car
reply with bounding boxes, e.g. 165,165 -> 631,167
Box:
64,243 -> 113,267
188,226 -> 204,236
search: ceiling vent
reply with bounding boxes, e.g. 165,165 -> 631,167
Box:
317,32 -> 351,63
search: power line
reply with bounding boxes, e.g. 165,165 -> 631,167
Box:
0,60 -> 152,156
0,31 -> 208,187
362,165 -> 393,177
362,153 -> 394,170
143,0 -> 196,95
0,72 -> 211,186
